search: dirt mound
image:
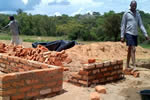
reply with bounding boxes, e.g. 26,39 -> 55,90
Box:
66,42 -> 150,62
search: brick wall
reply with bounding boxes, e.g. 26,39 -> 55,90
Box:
69,60 -> 124,87
0,53 -> 63,100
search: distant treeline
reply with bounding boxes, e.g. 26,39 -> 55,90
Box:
0,9 -> 150,43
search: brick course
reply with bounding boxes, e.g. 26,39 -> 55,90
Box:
0,54 -> 63,100
69,60 -> 124,87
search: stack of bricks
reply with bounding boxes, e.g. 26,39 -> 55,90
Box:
0,42 -> 72,68
0,53 -> 63,100
69,60 -> 124,87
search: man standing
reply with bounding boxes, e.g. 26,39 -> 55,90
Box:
2,16 -> 22,45
121,0 -> 149,70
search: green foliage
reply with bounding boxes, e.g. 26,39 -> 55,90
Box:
102,11 -> 121,41
0,9 -> 150,43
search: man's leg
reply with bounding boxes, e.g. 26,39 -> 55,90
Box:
126,46 -> 131,68
131,46 -> 136,67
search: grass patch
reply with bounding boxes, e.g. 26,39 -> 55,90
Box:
140,44 -> 150,49
0,33 -> 67,43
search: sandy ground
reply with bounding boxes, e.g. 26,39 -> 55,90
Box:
1,40 -> 150,100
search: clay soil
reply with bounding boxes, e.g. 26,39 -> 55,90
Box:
1,40 -> 150,100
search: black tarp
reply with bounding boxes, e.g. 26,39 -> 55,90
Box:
32,40 -> 76,52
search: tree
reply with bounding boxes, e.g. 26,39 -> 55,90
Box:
102,13 -> 121,41
17,9 -> 23,15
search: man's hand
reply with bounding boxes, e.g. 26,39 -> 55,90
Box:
121,38 -> 125,43
146,36 -> 150,40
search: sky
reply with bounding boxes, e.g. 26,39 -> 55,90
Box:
0,0 -> 149,16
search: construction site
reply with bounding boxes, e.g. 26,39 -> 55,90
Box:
0,40 -> 150,100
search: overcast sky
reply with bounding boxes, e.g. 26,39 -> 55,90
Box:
0,0 -> 149,16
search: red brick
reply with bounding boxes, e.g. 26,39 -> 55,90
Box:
111,71 -> 117,75
88,59 -> 96,64
26,91 -> 39,97
0,74 -> 17,82
2,55 -> 8,60
117,59 -> 123,64
33,84 -> 45,89
64,58 -> 72,64
0,59 -> 4,63
54,61 -> 63,66
0,89 -> 17,96
19,58 -> 28,64
92,69 -> 99,74
40,64 -> 48,69
104,72 -> 110,77
133,72 -> 140,78
10,62 -> 16,67
92,80 -> 99,84
47,82 -> 57,87
78,80 -> 89,86
0,83 -> 11,89
14,57 -> 20,63
11,93 -> 25,100
25,79 -> 39,85
95,86 -> 106,94
11,67 -> 19,72
117,70 -> 123,74
83,64 -> 95,70
79,69 -> 91,76
123,69 -> 131,75
88,76 -> 96,80
96,73 -> 103,78
34,70 -> 48,78
107,77 -> 113,81
18,68 -> 25,72
63,67 -> 69,71
90,92 -> 100,100
39,57 -> 45,63
17,72 -> 33,79
81,75 -> 88,80
2,60 -> 9,65
113,75 -> 119,79
100,68 -> 107,72
69,78 -> 77,83
22,65 -> 30,71
107,66 -> 113,71
71,73 -> 82,80
119,64 -> 123,69
56,80 -> 63,86
18,86 -> 32,92
11,80 -> 25,88
99,78 -> 106,83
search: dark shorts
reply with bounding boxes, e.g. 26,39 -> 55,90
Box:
125,33 -> 138,46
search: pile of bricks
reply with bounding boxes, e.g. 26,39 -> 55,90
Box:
69,60 -> 124,87
123,68 -> 140,78
0,43 -> 72,67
